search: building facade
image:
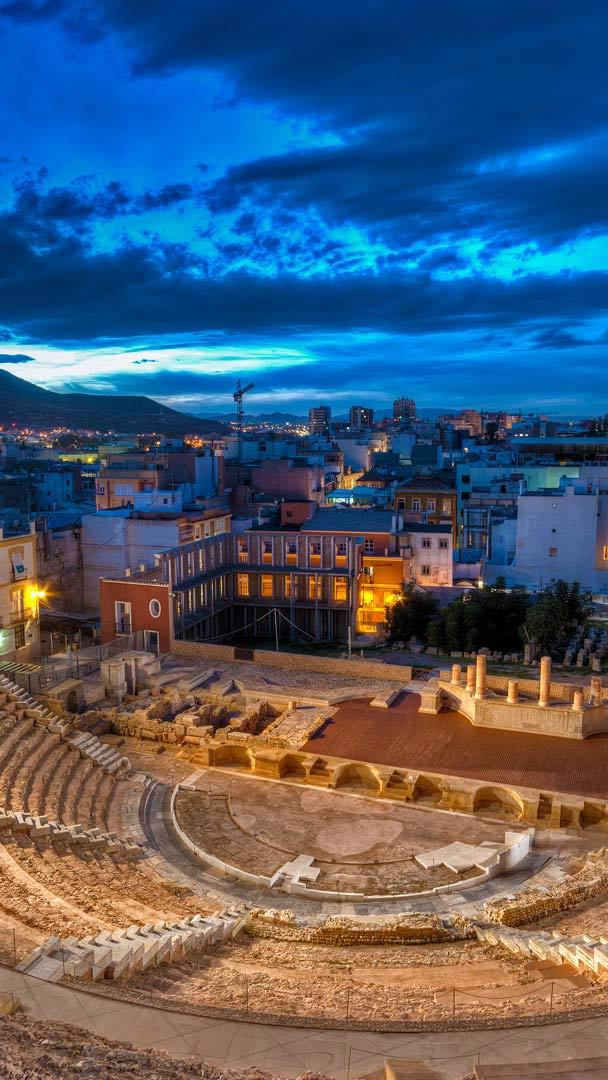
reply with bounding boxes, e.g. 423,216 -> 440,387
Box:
0,521 -> 41,661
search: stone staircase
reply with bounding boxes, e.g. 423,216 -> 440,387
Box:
0,675 -> 54,723
0,806 -> 143,858
17,905 -> 251,983
66,730 -> 129,776
474,921 -> 608,975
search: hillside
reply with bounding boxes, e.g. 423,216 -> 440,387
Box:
0,370 -> 228,435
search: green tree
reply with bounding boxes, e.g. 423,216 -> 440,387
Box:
385,583 -> 439,643
524,580 -> 592,652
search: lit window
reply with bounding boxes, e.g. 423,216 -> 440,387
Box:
549,547 -> 558,557
237,574 -> 249,597
261,574 -> 273,597
333,577 -> 347,602
442,499 -> 451,513
308,577 -> 322,600
604,546 -> 608,561
284,575 -> 292,598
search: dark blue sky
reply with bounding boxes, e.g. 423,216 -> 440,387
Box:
0,1 -> 607,416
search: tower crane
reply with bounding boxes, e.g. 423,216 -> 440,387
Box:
233,379 -> 255,462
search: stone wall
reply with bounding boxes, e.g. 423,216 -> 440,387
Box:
172,640 -> 411,683
484,851 -> 608,926
245,908 -> 460,945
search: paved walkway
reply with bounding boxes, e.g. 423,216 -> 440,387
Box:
305,693 -> 608,799
3,964 -> 608,1079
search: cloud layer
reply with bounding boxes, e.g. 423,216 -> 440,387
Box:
0,0 -> 607,413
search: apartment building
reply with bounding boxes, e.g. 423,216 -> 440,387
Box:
99,509 -> 405,645
394,476 -> 457,535
0,521 -> 41,660
83,502 -> 231,612
95,448 -> 223,510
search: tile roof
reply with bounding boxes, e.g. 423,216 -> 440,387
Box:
302,508 -> 396,533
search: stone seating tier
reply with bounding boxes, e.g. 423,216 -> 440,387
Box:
17,905 -> 250,983
0,806 -> 143,857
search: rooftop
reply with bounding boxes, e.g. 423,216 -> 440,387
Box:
302,508 -> 398,533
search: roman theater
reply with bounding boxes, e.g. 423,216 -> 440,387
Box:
3,642 -> 608,1077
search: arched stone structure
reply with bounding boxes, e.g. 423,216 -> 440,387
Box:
333,761 -> 382,794
473,785 -> 524,820
412,774 -> 442,806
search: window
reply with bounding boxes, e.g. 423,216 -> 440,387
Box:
421,538 -> 431,549
10,551 -> 26,580
237,574 -> 249,597
308,577 -> 322,600
421,565 -> 431,576
549,547 -> 558,557
286,540 -> 297,555
114,601 -> 132,634
284,575 -> 293,598
149,599 -> 162,618
364,538 -> 374,554
310,541 -> 321,554
603,545 -> 608,561
14,624 -> 25,649
238,539 -> 248,562
333,577 -> 348,602
412,498 -> 421,511
285,509 -> 293,518
336,541 -> 347,555
261,574 -> 273,597
439,538 -> 449,550
462,474 -> 470,484
427,499 -> 436,513
263,540 -> 273,554
397,499 -> 405,510
442,499 -> 451,514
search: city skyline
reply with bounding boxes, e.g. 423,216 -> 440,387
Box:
0,2 -> 607,414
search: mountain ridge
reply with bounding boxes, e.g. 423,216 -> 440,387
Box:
0,370 -> 228,435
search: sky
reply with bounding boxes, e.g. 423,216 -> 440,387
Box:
0,2 -> 607,417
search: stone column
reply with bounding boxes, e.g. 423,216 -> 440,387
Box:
590,675 -> 603,705
451,663 -> 462,685
466,665 -> 476,693
475,654 -> 487,699
507,680 -> 519,704
572,688 -> 585,711
538,655 -> 552,708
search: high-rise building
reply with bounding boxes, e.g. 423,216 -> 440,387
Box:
349,406 -> 374,432
393,397 -> 416,422
308,406 -> 331,435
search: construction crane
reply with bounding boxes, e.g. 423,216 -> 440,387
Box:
233,379 -> 255,463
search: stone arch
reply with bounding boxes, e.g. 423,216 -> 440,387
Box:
412,774 -> 442,805
212,744 -> 254,770
279,753 -> 307,779
66,689 -> 80,713
581,801 -> 607,831
473,785 -> 524,819
333,762 -> 382,794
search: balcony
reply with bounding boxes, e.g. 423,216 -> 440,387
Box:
0,608 -> 33,627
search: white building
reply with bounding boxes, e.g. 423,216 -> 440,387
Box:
512,480 -> 608,593
402,523 -> 453,586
